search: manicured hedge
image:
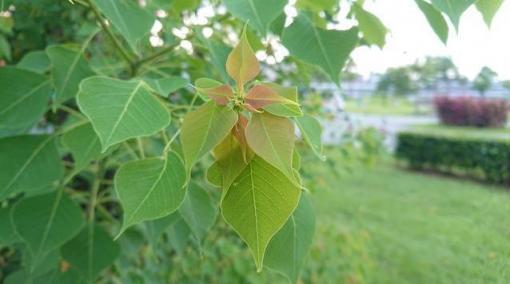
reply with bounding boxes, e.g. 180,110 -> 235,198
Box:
396,132 -> 510,184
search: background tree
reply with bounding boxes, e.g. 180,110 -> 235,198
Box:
376,67 -> 418,97
473,66 -> 498,96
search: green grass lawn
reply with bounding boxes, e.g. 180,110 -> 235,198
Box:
303,157 -> 510,283
409,124 -> 510,140
344,96 -> 432,116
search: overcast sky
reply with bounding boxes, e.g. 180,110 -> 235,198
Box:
350,0 -> 510,80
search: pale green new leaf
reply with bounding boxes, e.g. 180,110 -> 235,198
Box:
265,194 -> 316,283
245,112 -> 295,180
61,225 -> 120,283
213,134 -> 251,192
431,0 -> 476,29
181,101 -> 238,169
295,114 -> 325,161
93,0 -> 154,52
115,151 -> 187,235
77,76 -> 171,151
226,28 -> 260,90
353,4 -> 388,48
476,0 -> 503,27
144,76 -> 188,97
12,191 -> 85,258
46,45 -> 95,104
179,182 -> 217,243
17,50 -> 50,74
221,156 -> 301,271
61,123 -> 101,169
261,83 -> 303,117
415,0 -> 449,44
0,67 -> 52,132
223,0 -> 287,35
282,15 -> 359,83
0,135 -> 62,200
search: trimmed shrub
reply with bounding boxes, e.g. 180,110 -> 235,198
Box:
396,132 -> 510,184
434,96 -> 509,127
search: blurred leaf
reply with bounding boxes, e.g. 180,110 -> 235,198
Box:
246,113 -> 295,181
17,50 -> 51,74
199,37 -> 231,82
0,67 -> 52,132
61,123 -> 101,169
415,0 -> 449,44
144,213 -> 180,245
77,76 -> 171,151
223,0 -> 287,35
270,13 -> 286,36
93,0 -> 154,52
226,28 -> 260,90
431,0 -> 476,29
265,194 -> 315,283
297,0 -> 337,12
46,45 -> 95,105
61,225 -> 120,282
0,35 -> 11,61
221,156 -> 301,271
262,83 -> 303,117
144,76 -> 188,97
0,206 -> 18,246
172,0 -> 200,13
476,0 -> 503,27
12,191 -> 84,260
295,114 -> 325,161
166,214 -> 191,255
353,4 -> 388,48
115,151 -> 187,235
282,15 -> 359,83
179,182 -> 217,243
181,101 -> 238,169
0,135 -> 62,200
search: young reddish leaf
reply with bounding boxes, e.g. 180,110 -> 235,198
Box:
226,29 -> 260,91
261,83 -> 303,117
195,78 -> 234,105
245,84 -> 299,110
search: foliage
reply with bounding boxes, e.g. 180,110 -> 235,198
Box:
434,96 -> 509,127
376,66 -> 418,96
472,66 -> 498,96
396,131 -> 510,184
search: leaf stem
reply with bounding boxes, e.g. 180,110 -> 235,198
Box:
137,137 -> 145,159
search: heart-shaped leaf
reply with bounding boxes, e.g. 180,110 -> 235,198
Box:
245,84 -> 299,110
226,29 -> 260,91
415,0 -> 449,44
195,78 -> 234,105
431,0 -> 476,29
223,0 -> 287,35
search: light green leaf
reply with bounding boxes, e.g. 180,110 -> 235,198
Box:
199,38 -> 231,82
431,0 -> 476,29
61,225 -> 120,283
476,0 -> 503,27
93,0 -> 154,52
0,67 -> 52,132
415,0 -> 449,44
297,0 -> 337,12
0,206 -> 18,246
223,0 -> 287,35
213,133 -> 251,192
206,162 -> 223,187
179,182 -> 217,243
46,45 -> 95,105
245,112 -> 295,181
0,35 -> 11,61
144,213 -> 180,245
17,50 -> 51,74
0,135 -> 62,200
265,194 -> 315,283
226,28 -> 260,90
221,156 -> 301,271
143,76 -> 188,97
166,215 -> 191,255
295,114 -> 325,161
260,83 -> 303,117
172,0 -> 200,13
353,4 -> 388,48
282,15 -> 359,83
77,76 -> 171,151
61,123 -> 102,169
12,191 -> 85,259
181,101 -> 238,169
115,151 -> 187,235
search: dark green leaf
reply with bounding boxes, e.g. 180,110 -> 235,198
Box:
223,0 -> 287,35
17,50 -> 51,74
61,123 -> 102,169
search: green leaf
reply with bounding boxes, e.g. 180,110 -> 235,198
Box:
77,76 -> 171,151
143,76 -> 188,97
46,45 -> 95,105
431,0 -> 476,29
265,194 -> 316,283
0,35 -> 11,61
226,28 -> 260,90
206,162 -> 223,187
93,0 -> 154,52
61,123 -> 102,169
245,112 -> 295,181
17,50 -> 51,74
12,191 -> 85,259
0,135 -> 62,200
179,182 -> 217,243
213,133 -> 251,192
166,215 -> 191,255
0,206 -> 18,246
353,4 -> 388,48
194,78 -> 234,105
295,114 -> 325,161
221,156 -> 301,271
61,225 -> 120,282
415,0 -> 449,44
223,0 -> 287,35
0,67 -> 52,132
261,83 -> 302,117
297,0 -> 337,12
282,15 -> 359,83
476,0 -> 503,27
245,84 -> 299,110
115,151 -> 187,235
181,101 -> 238,169
144,213 -> 180,245
200,38 -> 231,82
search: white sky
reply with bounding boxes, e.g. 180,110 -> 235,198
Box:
351,0 -> 510,80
